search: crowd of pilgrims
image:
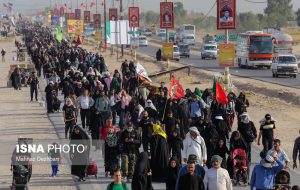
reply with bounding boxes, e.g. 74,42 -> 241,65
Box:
19,22 -> 269,189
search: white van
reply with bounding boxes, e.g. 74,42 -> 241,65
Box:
201,44 -> 218,60
182,34 -> 195,45
271,54 -> 298,78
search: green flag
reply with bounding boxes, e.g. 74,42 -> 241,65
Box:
212,76 -> 216,95
55,27 -> 62,43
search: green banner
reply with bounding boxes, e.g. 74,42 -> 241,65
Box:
215,34 -> 238,42
106,21 -> 110,42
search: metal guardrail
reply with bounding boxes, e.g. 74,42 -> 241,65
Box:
149,66 -> 190,79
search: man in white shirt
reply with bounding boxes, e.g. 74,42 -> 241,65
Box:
267,139 -> 290,168
182,127 -> 207,166
77,89 -> 94,129
204,155 -> 232,190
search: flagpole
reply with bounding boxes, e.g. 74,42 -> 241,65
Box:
96,0 -> 98,13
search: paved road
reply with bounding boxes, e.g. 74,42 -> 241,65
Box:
142,38 -> 300,89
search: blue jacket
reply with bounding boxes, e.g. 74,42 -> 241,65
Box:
250,158 -> 284,190
175,164 -> 206,190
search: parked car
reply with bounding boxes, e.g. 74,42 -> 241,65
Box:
139,35 -> 148,47
271,54 -> 298,78
201,43 -> 218,60
179,44 -> 190,58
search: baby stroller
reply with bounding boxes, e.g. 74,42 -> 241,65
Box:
10,156 -> 32,190
52,91 -> 61,112
275,169 -> 291,190
232,148 -> 248,186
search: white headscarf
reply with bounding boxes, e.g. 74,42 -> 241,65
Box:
145,100 -> 157,111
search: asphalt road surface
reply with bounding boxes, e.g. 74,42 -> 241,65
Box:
140,38 -> 300,89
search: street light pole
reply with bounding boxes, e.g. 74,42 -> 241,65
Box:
120,0 -> 124,57
224,29 -> 230,89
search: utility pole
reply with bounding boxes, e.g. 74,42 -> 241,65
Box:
96,0 -> 98,13
104,0 -> 107,50
165,0 -> 170,69
120,0 -> 124,57
224,29 -> 230,89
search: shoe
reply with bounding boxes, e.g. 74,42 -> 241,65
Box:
36,99 -> 38,101
81,178 -> 86,182
77,178 -> 82,182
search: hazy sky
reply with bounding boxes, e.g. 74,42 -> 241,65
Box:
1,0 -> 300,14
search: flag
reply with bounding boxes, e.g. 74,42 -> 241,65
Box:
81,3 -> 86,8
212,76 -> 216,95
168,76 -> 184,99
136,63 -> 152,83
215,81 -> 228,104
55,27 -> 62,43
90,1 -> 95,7
8,3 -> 13,6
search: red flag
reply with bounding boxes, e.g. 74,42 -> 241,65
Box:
216,81 -> 228,104
90,1 -> 95,7
168,77 -> 184,99
81,3 -> 86,8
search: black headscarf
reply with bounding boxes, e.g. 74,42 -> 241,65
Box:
166,157 -> 180,190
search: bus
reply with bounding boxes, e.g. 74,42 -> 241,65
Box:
236,31 -> 274,69
176,24 -> 195,42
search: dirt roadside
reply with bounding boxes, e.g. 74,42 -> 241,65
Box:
84,41 -> 300,162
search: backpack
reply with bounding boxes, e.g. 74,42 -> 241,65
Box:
108,182 -> 127,190
242,122 -> 256,142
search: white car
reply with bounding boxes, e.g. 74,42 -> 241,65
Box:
271,54 -> 298,78
173,45 -> 180,61
139,36 -> 148,47
201,44 -> 218,60
144,29 -> 152,36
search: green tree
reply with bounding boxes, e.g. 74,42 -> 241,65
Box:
174,2 -> 187,25
296,8 -> 300,26
264,0 -> 294,28
237,12 -> 260,32
140,11 -> 160,25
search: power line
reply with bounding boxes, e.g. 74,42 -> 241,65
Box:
199,0 -> 217,23
243,0 -> 267,4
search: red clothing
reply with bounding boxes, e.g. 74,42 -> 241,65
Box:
100,125 -> 117,140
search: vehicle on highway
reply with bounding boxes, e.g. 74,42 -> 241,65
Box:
203,34 -> 216,44
182,34 -> 196,45
151,24 -> 157,35
179,44 -> 190,58
139,35 -> 148,47
162,45 -> 180,61
271,54 -> 298,78
176,24 -> 195,42
144,28 -> 152,36
201,43 -> 218,60
236,31 -> 274,69
173,45 -> 180,61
